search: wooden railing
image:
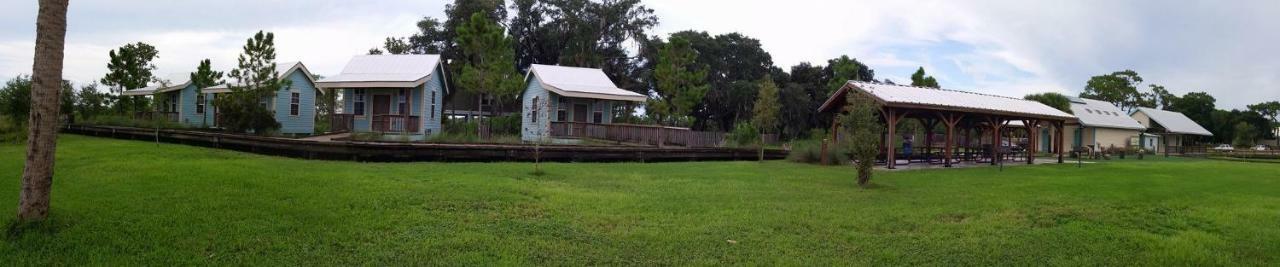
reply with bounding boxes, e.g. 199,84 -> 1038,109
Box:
329,114 -> 355,133
549,122 -> 725,148
134,111 -> 179,122
371,115 -> 420,133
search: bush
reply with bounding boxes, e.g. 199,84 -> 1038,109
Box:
0,116 -> 25,143
727,122 -> 758,147
787,137 -> 848,166
80,115 -> 189,129
488,114 -> 520,135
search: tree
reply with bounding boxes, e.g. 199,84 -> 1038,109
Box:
100,42 -> 159,114
1080,70 -> 1147,112
508,0 -> 657,91
1024,92 -> 1073,114
454,12 -> 524,126
407,17 -> 447,54
1233,121 -> 1257,147
367,48 -> 384,55
651,36 -> 709,126
382,37 -> 412,54
18,0 -> 69,223
826,55 -> 872,92
1247,101 -> 1280,126
0,77 -> 72,131
1149,84 -> 1178,110
910,67 -> 939,88
75,82 -> 110,120
189,59 -> 223,127
1168,91 -> 1216,129
751,76 -> 780,161
216,31 -> 287,134
839,92 -> 883,188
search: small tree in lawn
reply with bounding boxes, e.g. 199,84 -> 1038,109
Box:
839,92 -> 884,188
215,31 -> 287,134
751,76 -> 780,161
189,59 -> 223,128
455,12 -> 522,135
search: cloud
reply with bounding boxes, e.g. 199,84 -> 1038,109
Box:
2,0 -> 1277,109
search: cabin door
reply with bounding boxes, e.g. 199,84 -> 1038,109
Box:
372,95 -> 392,131
573,103 -> 589,136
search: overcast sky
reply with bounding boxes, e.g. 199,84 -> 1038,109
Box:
2,0 -> 1277,109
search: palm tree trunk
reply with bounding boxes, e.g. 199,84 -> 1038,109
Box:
18,0 -> 69,223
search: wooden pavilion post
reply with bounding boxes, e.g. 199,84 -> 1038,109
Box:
921,118 -> 939,164
1022,119 -> 1040,164
985,116 -> 1005,166
883,108 -> 908,169
937,112 -> 965,167
1055,121 -> 1065,163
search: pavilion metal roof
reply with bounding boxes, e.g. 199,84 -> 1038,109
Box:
819,81 -> 1076,120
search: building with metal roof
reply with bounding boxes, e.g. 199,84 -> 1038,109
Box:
520,64 -> 647,142
317,55 -> 447,139
818,80 -> 1078,169
1056,97 -> 1147,154
1131,107 -> 1214,153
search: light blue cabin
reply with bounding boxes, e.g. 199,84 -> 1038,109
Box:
122,73 -> 217,127
520,64 -> 647,143
317,55 -> 448,140
201,62 -> 321,135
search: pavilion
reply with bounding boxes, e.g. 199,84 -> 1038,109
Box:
817,81 -> 1077,169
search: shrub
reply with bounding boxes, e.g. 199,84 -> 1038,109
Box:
0,116 -> 25,143
488,114 -> 520,135
727,122 -> 758,147
80,115 -> 189,129
787,137 -> 848,166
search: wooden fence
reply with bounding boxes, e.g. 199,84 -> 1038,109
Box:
63,125 -> 786,162
549,122 -> 726,148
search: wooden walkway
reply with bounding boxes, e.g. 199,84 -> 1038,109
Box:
63,125 -> 787,163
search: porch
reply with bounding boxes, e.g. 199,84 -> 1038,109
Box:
329,114 -> 421,134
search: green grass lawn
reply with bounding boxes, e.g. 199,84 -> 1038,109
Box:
3,135 -> 1279,265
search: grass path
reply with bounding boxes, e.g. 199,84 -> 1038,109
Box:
2,135 -> 1279,265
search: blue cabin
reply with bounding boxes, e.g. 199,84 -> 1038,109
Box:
201,62 -> 321,135
316,55 -> 448,140
121,73 -> 218,127
520,64 -> 647,143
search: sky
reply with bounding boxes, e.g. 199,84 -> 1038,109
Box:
2,0 -> 1277,109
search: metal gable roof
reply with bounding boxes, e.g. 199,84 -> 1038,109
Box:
1067,97 -> 1146,130
526,64 -> 646,102
1134,107 -> 1214,136
316,55 -> 442,88
827,81 -> 1075,120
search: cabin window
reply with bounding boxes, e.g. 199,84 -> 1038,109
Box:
353,89 -> 366,116
168,94 -> 179,113
289,92 -> 300,116
531,96 -> 540,123
592,101 -> 604,123
557,97 -> 568,121
397,89 -> 407,115
430,90 -> 437,119
196,94 -> 206,114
